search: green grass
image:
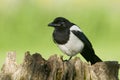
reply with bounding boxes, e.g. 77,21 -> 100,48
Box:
0,0 -> 120,77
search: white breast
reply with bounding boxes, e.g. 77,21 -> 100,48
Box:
57,31 -> 84,56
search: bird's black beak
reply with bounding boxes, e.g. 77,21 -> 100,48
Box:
48,23 -> 54,27
48,22 -> 61,27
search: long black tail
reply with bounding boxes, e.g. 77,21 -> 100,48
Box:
81,46 -> 102,65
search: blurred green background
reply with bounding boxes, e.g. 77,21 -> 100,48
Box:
0,0 -> 120,76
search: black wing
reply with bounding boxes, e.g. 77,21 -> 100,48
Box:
71,30 -> 92,47
72,30 -> 102,64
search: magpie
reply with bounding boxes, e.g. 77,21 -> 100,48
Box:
48,17 -> 102,64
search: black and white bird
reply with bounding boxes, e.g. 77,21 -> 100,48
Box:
48,17 -> 102,64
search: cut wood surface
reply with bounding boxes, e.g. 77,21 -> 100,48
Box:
0,51 -> 119,80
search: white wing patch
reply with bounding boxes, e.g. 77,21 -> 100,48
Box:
70,25 -> 82,32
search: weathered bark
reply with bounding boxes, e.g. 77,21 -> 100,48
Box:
0,51 -> 119,80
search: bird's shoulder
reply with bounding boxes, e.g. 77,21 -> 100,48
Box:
70,25 -> 82,32
70,25 -> 92,47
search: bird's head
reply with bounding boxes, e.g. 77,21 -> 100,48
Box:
48,17 -> 73,29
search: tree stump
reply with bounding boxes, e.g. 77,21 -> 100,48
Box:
0,51 -> 119,80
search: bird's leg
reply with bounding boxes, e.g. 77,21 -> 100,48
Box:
68,56 -> 72,60
62,56 -> 72,62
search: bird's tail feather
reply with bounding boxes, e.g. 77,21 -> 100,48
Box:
81,47 -> 102,65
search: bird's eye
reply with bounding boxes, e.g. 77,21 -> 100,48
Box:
61,22 -> 65,24
60,22 -> 66,27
